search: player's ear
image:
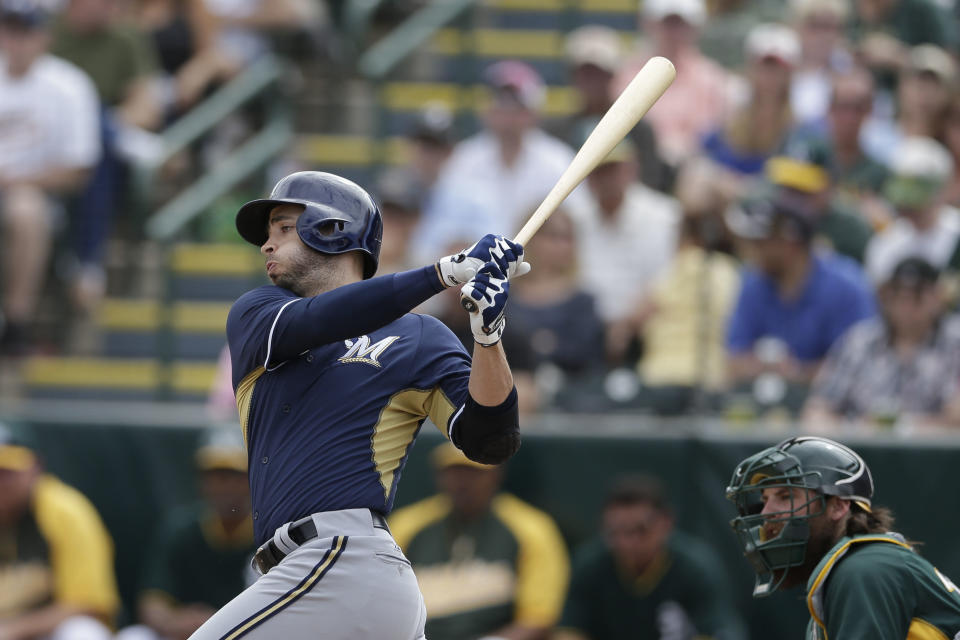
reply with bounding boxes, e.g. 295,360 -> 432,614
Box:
826,496 -> 851,522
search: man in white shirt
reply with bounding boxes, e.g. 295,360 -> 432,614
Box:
414,60 -> 584,263
864,136 -> 960,284
0,0 -> 99,354
570,138 -> 680,363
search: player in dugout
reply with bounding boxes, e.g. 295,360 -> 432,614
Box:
0,424 -> 120,640
188,171 -> 530,639
389,442 -> 569,640
726,436 -> 960,639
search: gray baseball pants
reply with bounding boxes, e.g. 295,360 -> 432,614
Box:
188,508 -> 427,640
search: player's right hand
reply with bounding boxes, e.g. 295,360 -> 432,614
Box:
435,234 -> 530,288
460,262 -> 510,346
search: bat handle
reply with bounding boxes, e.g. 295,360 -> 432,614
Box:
460,296 -> 478,314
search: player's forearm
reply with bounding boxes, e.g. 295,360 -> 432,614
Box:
468,341 -> 514,405
270,265 -> 443,360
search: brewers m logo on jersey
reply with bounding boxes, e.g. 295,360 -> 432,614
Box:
339,336 -> 400,368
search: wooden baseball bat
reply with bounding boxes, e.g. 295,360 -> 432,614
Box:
461,57 -> 675,314
514,56 -> 676,246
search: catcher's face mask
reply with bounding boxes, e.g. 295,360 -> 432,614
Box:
725,448 -> 826,596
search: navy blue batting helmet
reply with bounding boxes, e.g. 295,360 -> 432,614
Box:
236,171 -> 383,279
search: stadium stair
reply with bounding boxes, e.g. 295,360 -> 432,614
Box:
294,0 -> 638,184
20,0 -> 639,402
22,243 -> 265,401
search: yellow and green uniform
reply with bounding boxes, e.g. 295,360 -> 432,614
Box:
806,534 -> 960,640
0,474 -> 119,622
558,534 -> 747,640
389,493 -> 569,640
141,507 -> 256,609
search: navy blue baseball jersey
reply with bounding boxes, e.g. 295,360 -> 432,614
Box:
227,279 -> 471,545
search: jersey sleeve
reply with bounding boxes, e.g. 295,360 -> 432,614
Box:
408,314 -> 472,437
819,549 -> 916,640
226,285 -> 300,387
227,267 -> 445,383
493,495 -> 570,628
32,476 -> 120,619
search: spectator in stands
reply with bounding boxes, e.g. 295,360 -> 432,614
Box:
52,0 -> 164,313
199,0 -> 319,74
557,24 -> 671,192
865,137 -> 960,284
0,0 -> 100,355
702,23 -> 800,180
789,0 -> 853,125
554,475 -> 747,640
507,208 -> 605,380
635,160 -> 741,412
416,60 -> 580,262
0,425 -> 119,640
765,138 -> 874,263
896,45 -> 954,141
858,44 -> 956,168
389,442 -> 569,640
725,195 -> 875,387
132,0 -> 225,114
614,0 -> 730,165
121,427 -> 254,640
570,138 -> 680,365
206,344 -> 235,423
373,167 -> 423,274
942,89 -> 960,209
804,257 -> 960,431
824,67 -> 890,205
405,101 -> 454,198
851,0 -> 957,72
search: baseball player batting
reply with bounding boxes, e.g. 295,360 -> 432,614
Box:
187,171 -> 529,640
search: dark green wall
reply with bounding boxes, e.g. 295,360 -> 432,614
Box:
9,420 -> 960,639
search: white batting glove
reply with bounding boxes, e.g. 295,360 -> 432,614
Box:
460,262 -> 510,346
436,234 -> 530,288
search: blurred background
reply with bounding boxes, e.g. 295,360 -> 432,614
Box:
1,0 -> 960,637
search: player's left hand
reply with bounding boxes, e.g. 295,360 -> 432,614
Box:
436,234 -> 530,288
460,262 -> 510,346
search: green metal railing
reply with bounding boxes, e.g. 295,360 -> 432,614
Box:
136,55 -> 293,241
130,54 -> 293,399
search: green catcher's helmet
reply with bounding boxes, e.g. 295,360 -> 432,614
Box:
725,436 -> 874,596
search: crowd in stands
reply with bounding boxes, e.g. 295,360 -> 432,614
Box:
0,0 -> 318,357
2,0 -> 960,433
369,0 -> 960,431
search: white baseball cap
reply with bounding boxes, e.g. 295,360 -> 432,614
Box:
891,136 -> 953,180
642,0 -> 707,27
565,25 -> 623,73
745,23 -> 801,67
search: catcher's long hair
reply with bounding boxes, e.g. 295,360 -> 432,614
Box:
845,504 -> 896,537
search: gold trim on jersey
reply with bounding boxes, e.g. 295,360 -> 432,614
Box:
907,617 -> 950,639
491,494 -> 571,627
219,536 -> 347,640
235,367 -> 265,447
200,512 -> 254,550
370,387 -> 457,501
807,535 -> 913,638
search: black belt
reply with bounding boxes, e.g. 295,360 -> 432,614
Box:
253,511 -> 390,575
